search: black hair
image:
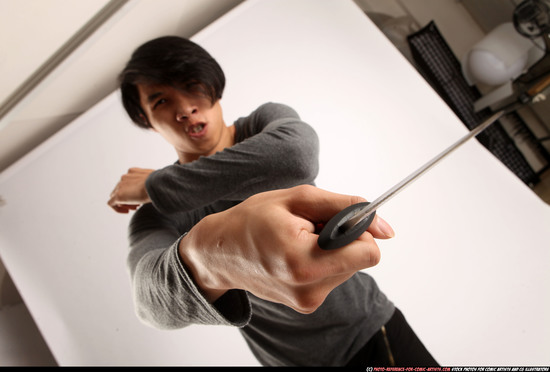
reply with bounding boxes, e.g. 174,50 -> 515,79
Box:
118,36 -> 225,129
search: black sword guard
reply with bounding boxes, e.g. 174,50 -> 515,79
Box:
317,202 -> 376,250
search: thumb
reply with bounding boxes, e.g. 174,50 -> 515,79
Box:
368,214 -> 395,239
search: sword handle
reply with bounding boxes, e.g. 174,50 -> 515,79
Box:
318,202 -> 376,250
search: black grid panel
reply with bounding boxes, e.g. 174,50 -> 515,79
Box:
407,21 -> 539,186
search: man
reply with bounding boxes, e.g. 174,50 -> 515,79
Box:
108,36 -> 437,366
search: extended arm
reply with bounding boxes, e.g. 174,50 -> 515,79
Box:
179,185 -> 394,314
128,186 -> 394,329
127,203 -> 251,329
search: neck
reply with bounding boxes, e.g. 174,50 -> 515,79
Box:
178,124 -> 235,164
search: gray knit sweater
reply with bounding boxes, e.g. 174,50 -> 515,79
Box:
127,102 -> 394,366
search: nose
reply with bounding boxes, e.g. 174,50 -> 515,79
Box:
176,104 -> 198,122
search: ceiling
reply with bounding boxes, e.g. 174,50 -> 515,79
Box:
0,0 -> 244,173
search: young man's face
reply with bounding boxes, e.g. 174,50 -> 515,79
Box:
137,83 -> 231,163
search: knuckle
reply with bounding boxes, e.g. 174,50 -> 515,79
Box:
360,234 -> 381,266
369,247 -> 381,266
291,290 -> 325,314
285,256 -> 315,285
350,194 -> 367,205
292,184 -> 314,199
291,269 -> 313,285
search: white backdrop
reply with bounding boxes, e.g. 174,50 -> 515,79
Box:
0,0 -> 549,366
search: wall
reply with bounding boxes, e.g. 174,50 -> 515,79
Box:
354,0 -> 550,187
0,0 -> 244,365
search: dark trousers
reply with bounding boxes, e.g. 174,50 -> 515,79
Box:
346,308 -> 439,367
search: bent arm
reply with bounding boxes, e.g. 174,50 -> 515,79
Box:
145,103 -> 320,214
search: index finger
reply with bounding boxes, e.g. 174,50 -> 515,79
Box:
281,185 -> 367,224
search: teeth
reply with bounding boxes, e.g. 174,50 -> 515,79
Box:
191,124 -> 204,133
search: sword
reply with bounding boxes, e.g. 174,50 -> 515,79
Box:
318,69 -> 550,251
317,107 -> 512,250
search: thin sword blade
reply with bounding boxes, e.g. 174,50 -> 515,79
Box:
342,110 -> 505,230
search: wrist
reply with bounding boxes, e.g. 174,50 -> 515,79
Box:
178,225 -> 228,303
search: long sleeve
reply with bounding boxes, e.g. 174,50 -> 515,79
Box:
145,102 -> 319,215
127,203 -> 251,329
126,102 -> 319,330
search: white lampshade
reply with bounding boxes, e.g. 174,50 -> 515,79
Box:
463,22 -> 534,86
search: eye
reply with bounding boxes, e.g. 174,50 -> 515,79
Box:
153,98 -> 167,110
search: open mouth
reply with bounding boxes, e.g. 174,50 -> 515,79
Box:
188,123 -> 206,136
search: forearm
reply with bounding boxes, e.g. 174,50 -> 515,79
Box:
132,185 -> 395,326
127,206 -> 251,329
173,185 -> 393,315
146,119 -> 319,214
131,237 -> 251,329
